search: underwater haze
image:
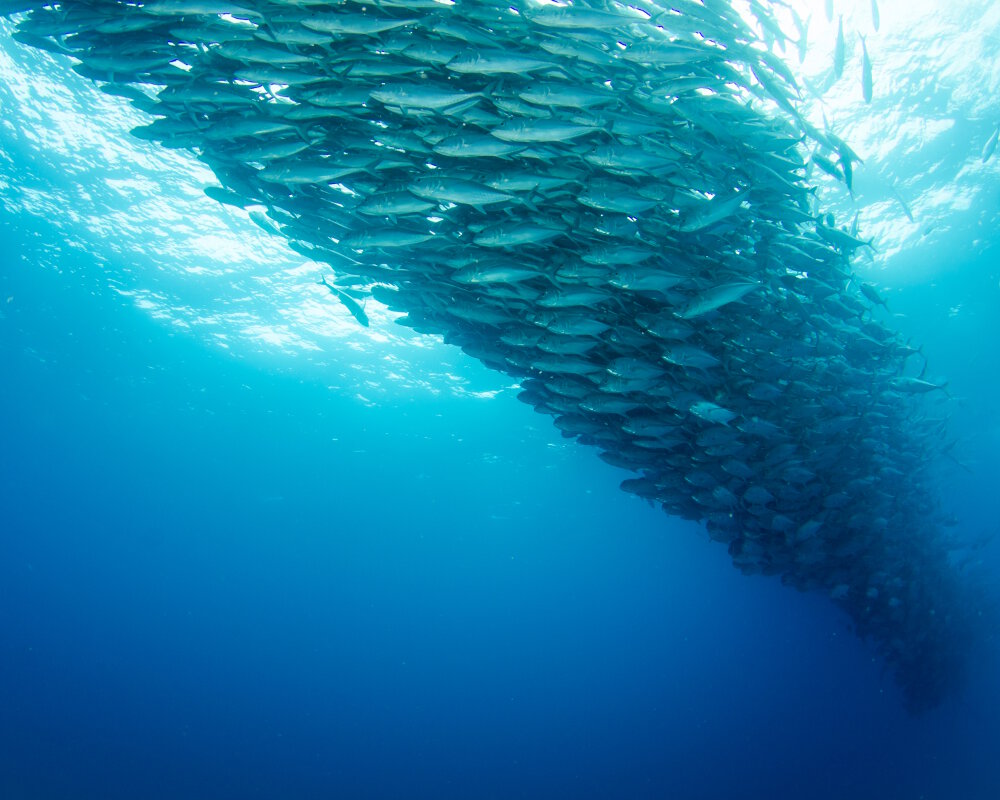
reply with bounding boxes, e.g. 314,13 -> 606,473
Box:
1,1 -> 1000,798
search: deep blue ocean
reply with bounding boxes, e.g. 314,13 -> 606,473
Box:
2,2 -> 999,798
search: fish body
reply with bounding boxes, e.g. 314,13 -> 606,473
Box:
433,134 -> 523,159
522,6 -> 636,30
319,277 -> 369,327
258,158 -> 370,185
538,288 -> 609,309
408,177 -> 513,208
577,183 -> 659,215
582,246 -> 657,266
860,35 -> 873,103
790,9 -> 810,63
678,193 -> 745,233
203,117 -> 295,141
691,401 -> 738,426
519,84 -> 616,110
357,192 -> 436,218
142,0 -> 261,16
834,16 -> 845,80
303,14 -> 417,36
492,119 -> 599,143
370,84 -> 481,110
676,281 -> 761,319
447,51 -> 559,76
453,262 -> 540,285
609,268 -> 684,293
474,223 -> 563,248
662,345 -> 721,370
889,377 -> 948,394
983,126 -> 999,163
341,230 -> 435,249
859,282 -> 888,308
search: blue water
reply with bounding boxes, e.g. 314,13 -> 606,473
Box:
2,4 -> 1000,799
3,170 -> 999,800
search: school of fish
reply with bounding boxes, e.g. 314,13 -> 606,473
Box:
0,0 -> 976,710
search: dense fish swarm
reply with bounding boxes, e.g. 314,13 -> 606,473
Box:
1,0 -> 976,709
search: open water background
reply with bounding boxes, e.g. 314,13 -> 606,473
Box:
1,1 -> 999,797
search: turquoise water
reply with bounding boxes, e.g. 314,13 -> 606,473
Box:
1,2 -> 999,797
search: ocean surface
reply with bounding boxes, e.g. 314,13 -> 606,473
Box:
1,1 -> 999,798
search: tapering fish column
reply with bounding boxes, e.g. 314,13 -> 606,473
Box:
0,0 -> 974,710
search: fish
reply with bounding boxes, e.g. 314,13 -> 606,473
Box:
812,152 -> 845,182
834,16 -> 846,80
982,125 -> 999,163
522,5 -> 638,31
518,84 -> 616,110
319,276 -> 369,327
817,218 -> 873,253
447,50 -> 560,76
203,185 -> 247,209
538,288 -> 609,309
578,183 -> 659,216
860,35 -> 873,103
357,193 -> 437,220
433,134 -> 524,159
248,210 -> 281,236
690,401 -> 738,426
408,177 -> 513,209
369,84 -> 482,111
859,282 -> 888,309
302,14 -> 417,36
141,0 -> 261,17
473,223 -> 563,248
0,0 -> 971,713
661,344 -> 721,370
258,159 -> 371,185
453,262 -> 540,285
790,9 -> 810,64
889,377 -> 949,394
676,282 -> 762,319
340,230 -> 435,250
492,119 -> 600,143
871,0 -> 881,32
888,181 -> 915,222
608,268 -> 685,293
677,193 -> 746,233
